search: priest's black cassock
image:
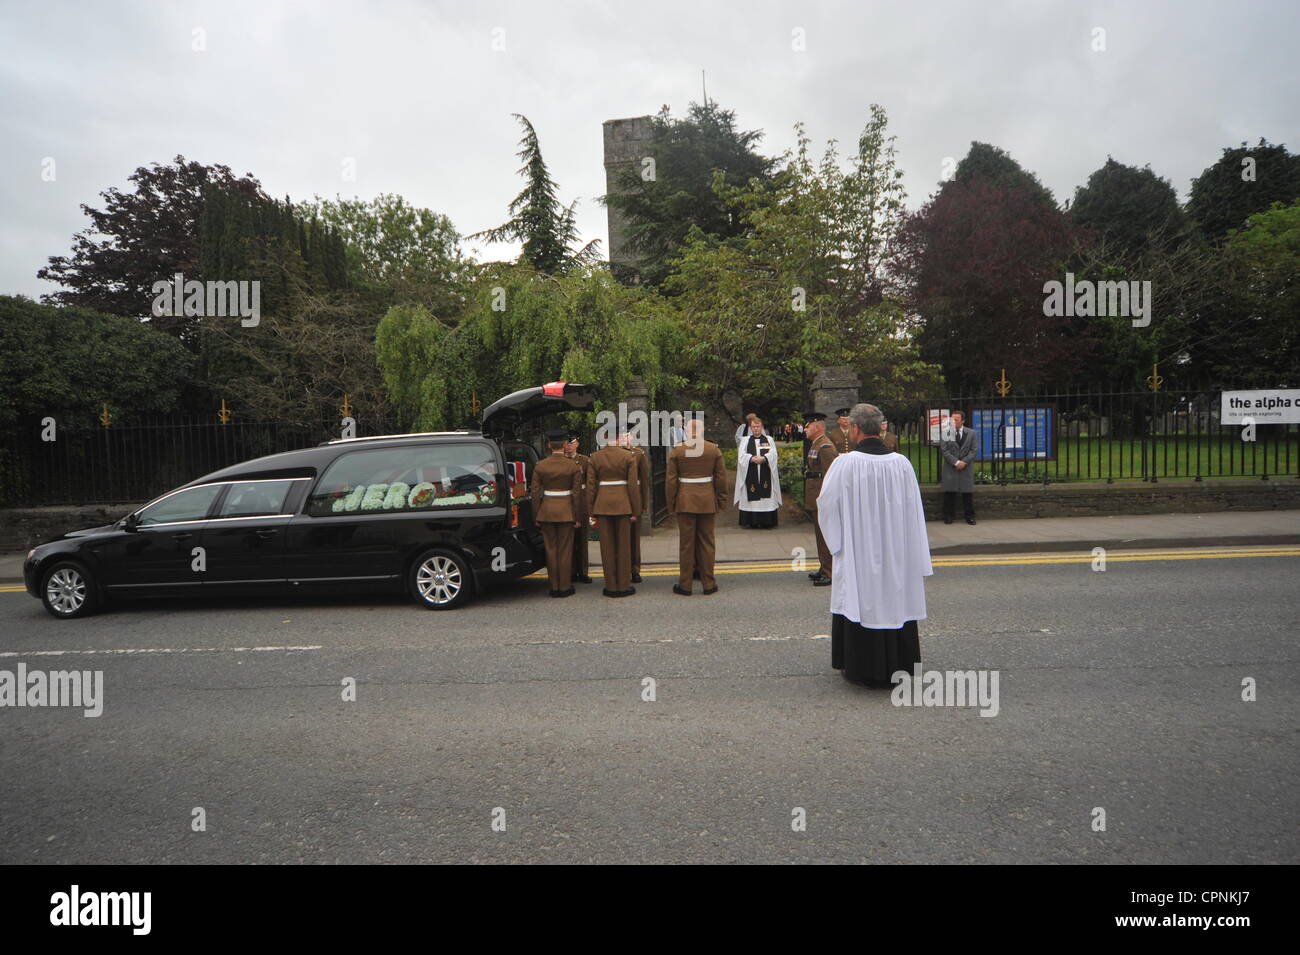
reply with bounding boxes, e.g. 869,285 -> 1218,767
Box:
817,436 -> 933,686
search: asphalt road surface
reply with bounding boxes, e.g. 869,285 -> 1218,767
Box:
2,546 -> 1297,864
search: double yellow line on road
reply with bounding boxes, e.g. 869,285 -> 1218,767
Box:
595,545 -> 1300,579
4,546 -> 1295,594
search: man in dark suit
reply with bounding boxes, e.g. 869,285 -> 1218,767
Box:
939,411 -> 978,525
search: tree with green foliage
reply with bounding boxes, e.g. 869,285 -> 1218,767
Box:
375,265 -> 683,431
1187,139 -> 1300,240
1070,158 -> 1188,256
38,156 -> 264,324
664,107 -> 940,421
1189,200 -> 1300,385
469,115 -> 599,276
298,193 -> 468,319
602,100 -> 775,287
954,142 -> 1057,209
0,295 -> 193,428
897,142 -> 1084,394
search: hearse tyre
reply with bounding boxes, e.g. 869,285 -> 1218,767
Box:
40,559 -> 101,619
409,547 -> 474,610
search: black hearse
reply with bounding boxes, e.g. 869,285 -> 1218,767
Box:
24,383 -> 595,618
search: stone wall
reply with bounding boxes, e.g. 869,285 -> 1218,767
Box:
921,479 -> 1300,520
1,503 -> 140,553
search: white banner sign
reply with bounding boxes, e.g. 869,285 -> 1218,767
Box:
1221,390 -> 1300,425
928,408 -> 951,443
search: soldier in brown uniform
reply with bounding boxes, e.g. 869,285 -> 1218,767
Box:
530,429 -> 585,597
880,416 -> 900,452
825,408 -> 853,455
564,430 -> 593,583
666,418 -> 728,595
586,433 -> 641,597
803,411 -> 839,586
622,434 -> 652,584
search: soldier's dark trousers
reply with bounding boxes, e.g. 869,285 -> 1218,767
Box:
572,521 -> 589,577
630,510 -> 643,575
596,516 -> 633,593
541,522 -> 575,591
677,512 -> 717,591
811,511 -> 833,578
943,492 -> 975,522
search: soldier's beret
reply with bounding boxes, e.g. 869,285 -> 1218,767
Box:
803,411 -> 827,423
546,429 -> 569,442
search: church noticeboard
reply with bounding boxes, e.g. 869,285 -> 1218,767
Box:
971,405 -> 1056,462
1221,389 -> 1300,425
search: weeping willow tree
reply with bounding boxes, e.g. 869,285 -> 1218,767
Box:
375,263 -> 684,431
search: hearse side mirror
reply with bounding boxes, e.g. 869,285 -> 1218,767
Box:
123,512 -> 140,532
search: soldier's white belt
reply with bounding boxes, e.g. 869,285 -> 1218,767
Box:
599,480 -> 627,486
543,490 -> 572,496
679,476 -> 713,483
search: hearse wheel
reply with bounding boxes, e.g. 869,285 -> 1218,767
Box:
41,560 -> 101,619
410,549 -> 474,610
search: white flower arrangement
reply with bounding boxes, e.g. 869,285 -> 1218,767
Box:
360,484 -> 390,510
382,482 -> 411,509
435,493 -> 478,506
336,485 -> 368,512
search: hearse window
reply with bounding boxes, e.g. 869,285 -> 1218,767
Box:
307,444 -> 499,517
218,480 -> 296,518
137,484 -> 222,526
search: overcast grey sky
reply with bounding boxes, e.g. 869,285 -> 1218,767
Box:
2,0 -> 1296,299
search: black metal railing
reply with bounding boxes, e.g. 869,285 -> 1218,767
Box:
882,385 -> 1299,485
3,387 -> 1296,507
0,415 -> 365,507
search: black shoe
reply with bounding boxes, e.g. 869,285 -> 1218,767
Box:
813,576 -> 832,587
702,585 -> 718,595
575,575 -> 592,584
943,518 -> 953,525
631,573 -> 642,584
602,588 -> 617,597
624,587 -> 636,596
672,585 -> 692,596
557,587 -> 575,597
807,571 -> 820,580
965,517 -> 976,525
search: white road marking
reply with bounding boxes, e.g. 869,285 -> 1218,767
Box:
0,645 -> 322,658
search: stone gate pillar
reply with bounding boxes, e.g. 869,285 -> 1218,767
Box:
624,378 -> 651,521
811,367 -> 861,418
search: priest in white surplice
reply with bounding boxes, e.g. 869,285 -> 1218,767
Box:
733,415 -> 781,528
817,403 -> 933,686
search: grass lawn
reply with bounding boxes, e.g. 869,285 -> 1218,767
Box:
719,436 -> 1296,502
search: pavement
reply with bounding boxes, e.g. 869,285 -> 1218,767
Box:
5,509 -> 1300,583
